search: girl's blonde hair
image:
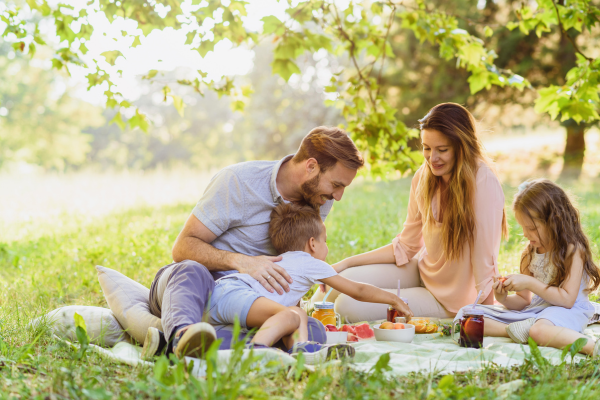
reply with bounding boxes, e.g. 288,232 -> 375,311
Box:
514,179 -> 600,292
417,103 -> 508,261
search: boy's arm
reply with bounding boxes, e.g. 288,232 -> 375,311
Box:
320,275 -> 413,319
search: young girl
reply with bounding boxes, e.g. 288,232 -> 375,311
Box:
455,179 -> 600,355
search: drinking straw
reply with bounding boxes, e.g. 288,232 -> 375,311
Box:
322,287 -> 334,303
471,289 -> 483,308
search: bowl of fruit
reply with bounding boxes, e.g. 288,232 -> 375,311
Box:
373,322 -> 415,343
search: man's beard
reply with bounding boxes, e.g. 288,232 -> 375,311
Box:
300,173 -> 332,209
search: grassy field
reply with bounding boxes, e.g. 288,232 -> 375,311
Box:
1,175 -> 600,398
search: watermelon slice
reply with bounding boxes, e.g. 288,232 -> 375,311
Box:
340,324 -> 358,342
354,323 -> 375,340
325,324 -> 338,332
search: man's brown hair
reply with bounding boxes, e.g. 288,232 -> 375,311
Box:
292,126 -> 364,172
269,203 -> 324,254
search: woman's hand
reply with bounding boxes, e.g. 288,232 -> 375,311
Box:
502,274 -> 534,293
492,276 -> 508,302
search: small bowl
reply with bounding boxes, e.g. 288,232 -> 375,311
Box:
326,331 -> 348,344
373,323 -> 415,343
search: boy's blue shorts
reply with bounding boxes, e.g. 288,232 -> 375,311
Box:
208,277 -> 262,329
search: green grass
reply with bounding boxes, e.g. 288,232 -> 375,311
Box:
1,177 -> 600,398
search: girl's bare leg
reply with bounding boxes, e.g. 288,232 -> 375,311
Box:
484,317 -> 510,337
529,319 -> 595,355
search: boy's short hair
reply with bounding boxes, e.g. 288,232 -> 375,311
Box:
269,203 -> 324,254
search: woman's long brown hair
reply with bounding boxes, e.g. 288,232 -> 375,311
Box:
514,179 -> 600,292
417,103 -> 508,261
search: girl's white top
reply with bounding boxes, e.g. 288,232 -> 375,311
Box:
529,251 -> 556,285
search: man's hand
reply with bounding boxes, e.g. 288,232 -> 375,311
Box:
503,274 -> 534,293
237,254 -> 291,295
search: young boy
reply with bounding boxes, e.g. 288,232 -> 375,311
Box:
143,203 -> 412,363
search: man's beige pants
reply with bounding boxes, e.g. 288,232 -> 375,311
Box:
310,258 -> 455,323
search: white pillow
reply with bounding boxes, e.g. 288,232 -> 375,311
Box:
30,305 -> 131,347
96,265 -> 162,344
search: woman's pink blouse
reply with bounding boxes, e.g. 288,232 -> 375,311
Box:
392,163 -> 505,313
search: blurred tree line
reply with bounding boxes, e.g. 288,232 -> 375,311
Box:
0,43 -> 342,171
1,0 -> 598,176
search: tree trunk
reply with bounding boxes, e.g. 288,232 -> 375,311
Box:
559,121 -> 586,180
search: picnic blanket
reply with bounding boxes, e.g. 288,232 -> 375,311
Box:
84,323 -> 600,377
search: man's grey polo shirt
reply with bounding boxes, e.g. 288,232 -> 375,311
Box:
192,154 -> 334,280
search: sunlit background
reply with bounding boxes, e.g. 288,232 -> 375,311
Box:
1,0 -> 599,243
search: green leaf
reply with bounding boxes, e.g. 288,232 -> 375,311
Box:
459,42 -> 484,66
241,85 -> 253,97
527,337 -> 549,369
271,59 -> 301,81
484,26 -> 493,37
196,40 -> 215,57
143,70 -> 158,80
185,31 -> 196,45
262,15 -> 285,36
110,112 -> 126,130
370,352 -> 392,374
129,110 -> 149,133
101,50 -> 124,66
371,2 -> 383,15
73,312 -> 87,332
294,352 -> 305,381
569,337 -> 588,359
230,100 -> 245,112
131,35 -> 142,47
153,355 -> 169,383
170,95 -> 185,117
506,21 -> 519,31
438,374 -> 455,390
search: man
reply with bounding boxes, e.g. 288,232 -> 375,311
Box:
145,126 -> 364,358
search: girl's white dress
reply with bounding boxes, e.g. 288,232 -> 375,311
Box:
455,251 -> 595,333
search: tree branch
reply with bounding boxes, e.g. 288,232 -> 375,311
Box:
551,0 -> 593,61
375,3 -> 396,98
330,3 -> 377,108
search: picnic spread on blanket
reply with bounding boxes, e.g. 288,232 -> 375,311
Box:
29,265 -> 600,378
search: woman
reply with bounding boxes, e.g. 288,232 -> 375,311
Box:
312,103 -> 508,322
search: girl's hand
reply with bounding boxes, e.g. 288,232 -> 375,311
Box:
503,274 -> 533,292
492,276 -> 508,302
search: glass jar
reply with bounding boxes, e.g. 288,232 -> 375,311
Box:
387,297 -> 409,322
311,301 -> 340,327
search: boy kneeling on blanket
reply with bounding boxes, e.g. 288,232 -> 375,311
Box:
143,203 -> 413,363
